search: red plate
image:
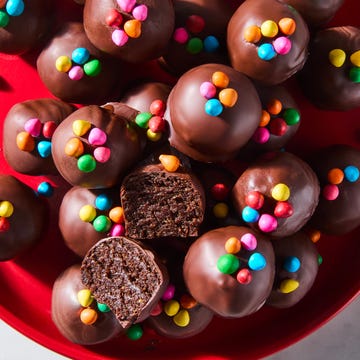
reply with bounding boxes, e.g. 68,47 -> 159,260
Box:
0,1 -> 359,359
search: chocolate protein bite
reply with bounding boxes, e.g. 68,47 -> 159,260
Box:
51,104 -> 144,189
308,144 -> 360,236
166,63 -> 262,162
232,151 -> 320,238
3,98 -> 75,175
227,0 -> 309,85
0,174 -> 46,261
52,264 -> 123,345
120,155 -> 205,239
0,0 -> 52,54
37,22 -> 127,105
183,226 -> 275,318
81,236 -> 169,329
83,0 -> 175,63
298,26 -> 360,111
266,231 -> 320,308
158,0 -> 234,76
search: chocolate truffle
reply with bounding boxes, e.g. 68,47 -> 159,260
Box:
232,151 -> 320,238
51,104 -> 144,189
266,231 -> 320,308
0,174 -> 46,261
52,264 -> 123,345
166,63 -> 262,162
83,0 -> 175,63
81,236 -> 169,329
59,186 -> 124,257
298,26 -> 360,111
227,0 -> 309,85
3,98 -> 75,175
183,226 -> 275,318
280,0 -> 344,27
159,0 -> 234,75
37,22 -> 127,105
0,0 -> 52,54
308,144 -> 360,235
120,155 -> 205,239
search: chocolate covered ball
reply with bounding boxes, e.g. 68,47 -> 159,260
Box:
166,63 -> 262,162
227,0 -> 309,85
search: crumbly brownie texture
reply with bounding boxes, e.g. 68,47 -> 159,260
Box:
81,236 -> 169,329
120,163 -> 205,239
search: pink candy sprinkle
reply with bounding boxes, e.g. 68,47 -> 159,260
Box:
258,214 -> 278,232
322,184 -> 339,200
173,27 -> 189,44
200,81 -> 217,99
68,65 -> 84,81
110,223 -> 125,236
117,0 -> 135,13
273,36 -> 292,55
93,147 -> 111,163
112,29 -> 129,47
24,118 -> 42,137
162,284 -> 175,301
132,4 -> 148,21
240,233 -> 257,251
88,128 -> 107,146
252,127 -> 270,144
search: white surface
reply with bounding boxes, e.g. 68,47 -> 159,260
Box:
0,295 -> 359,360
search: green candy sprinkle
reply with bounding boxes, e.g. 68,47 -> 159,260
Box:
77,154 -> 96,172
126,324 -> 143,341
318,254 -> 323,265
283,108 -> 300,125
217,253 -> 240,274
84,59 -> 101,77
186,37 -> 203,54
0,11 -> 9,28
349,67 -> 360,83
135,112 -> 152,128
93,215 -> 111,232
97,302 -> 110,312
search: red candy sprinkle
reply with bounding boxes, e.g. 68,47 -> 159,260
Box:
236,268 -> 252,284
0,217 -> 10,232
148,116 -> 165,133
210,183 -> 229,201
106,9 -> 123,27
269,118 -> 288,136
274,201 -> 294,218
245,190 -> 264,209
186,15 -> 205,34
42,121 -> 57,139
149,99 -> 166,116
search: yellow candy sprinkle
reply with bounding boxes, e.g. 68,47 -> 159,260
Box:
72,119 -> 91,137
219,88 -> 238,107
271,183 -> 290,201
79,205 -> 97,222
173,309 -> 190,327
159,154 -> 180,172
244,25 -> 261,43
260,20 -> 278,38
124,19 -> 142,38
278,18 -> 296,36
109,206 -> 124,224
0,201 -> 14,218
64,137 -> 84,157
212,202 -> 229,219
225,237 -> 241,254
77,289 -> 94,307
279,278 -> 299,294
164,300 -> 180,317
55,55 -> 72,72
16,131 -> 35,152
147,128 -> 162,142
80,308 -> 98,325
212,71 -> 229,88
328,49 -> 346,68
350,50 -> 360,67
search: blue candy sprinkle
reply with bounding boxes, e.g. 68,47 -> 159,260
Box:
37,182 -> 54,197
205,98 -> 223,116
95,194 -> 112,211
283,256 -> 301,273
6,0 -> 24,17
248,252 -> 266,271
37,140 -> 52,158
344,165 -> 359,182
258,43 -> 276,61
242,206 -> 260,223
203,35 -> 220,53
72,47 -> 90,65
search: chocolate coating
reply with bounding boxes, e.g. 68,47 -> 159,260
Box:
308,144 -> 360,235
266,231 -> 319,308
83,0 -> 175,63
183,226 -> 275,318
232,151 -> 320,238
0,175 -> 46,261
298,26 -> 360,111
51,104 -> 144,189
37,22 -> 127,105
3,98 -> 75,175
52,264 -> 123,345
227,0 -> 309,85
167,63 -> 262,162
159,0 -> 234,75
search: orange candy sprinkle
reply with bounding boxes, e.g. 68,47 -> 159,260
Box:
159,154 -> 180,172
124,19 -> 142,38
180,294 -> 197,309
80,308 -> 98,325
16,131 -> 35,152
225,236 -> 241,254
244,25 -> 261,43
309,229 -> 321,243
327,168 -> 344,184
278,18 -> 296,36
259,110 -> 271,127
109,206 -> 124,224
219,88 -> 238,107
212,71 -> 229,88
267,98 -> 282,115
65,138 -> 84,157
